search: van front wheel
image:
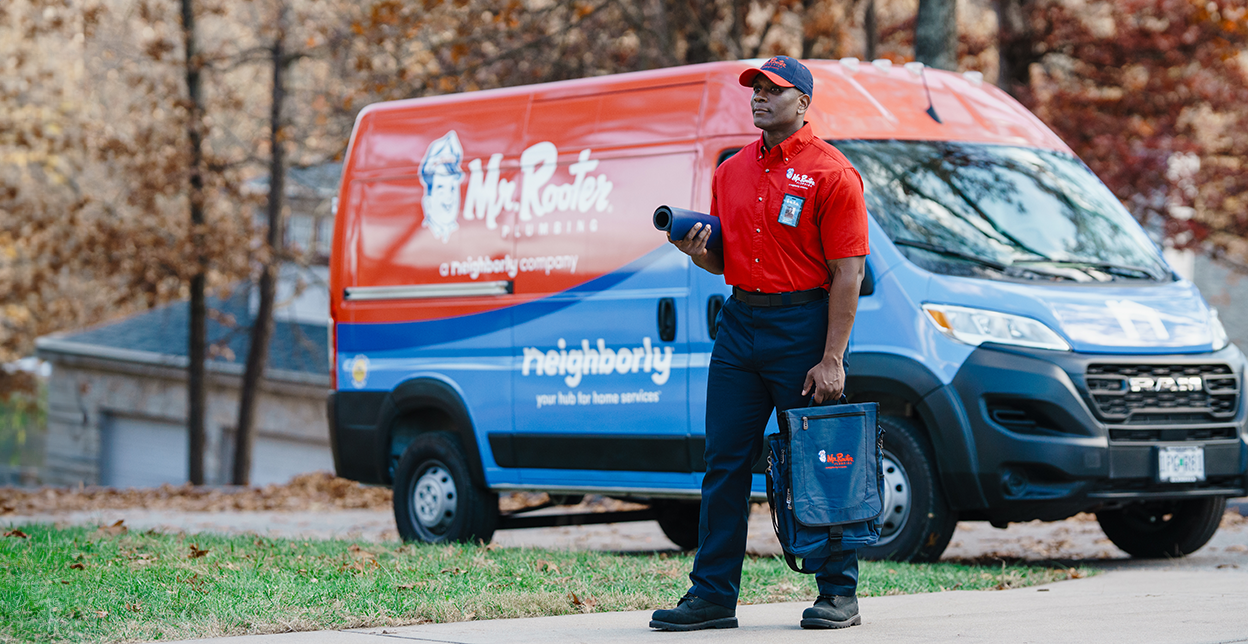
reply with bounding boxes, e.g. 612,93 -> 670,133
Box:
393,432 -> 498,544
1096,497 -> 1225,558
857,415 -> 957,562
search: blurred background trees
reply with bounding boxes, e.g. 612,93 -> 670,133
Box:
2,0 -> 1247,470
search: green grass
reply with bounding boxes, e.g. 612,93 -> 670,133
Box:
0,524 -> 1089,643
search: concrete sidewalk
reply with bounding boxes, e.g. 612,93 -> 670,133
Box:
169,568 -> 1248,644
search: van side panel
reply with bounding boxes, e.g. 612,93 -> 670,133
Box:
506,85 -> 704,491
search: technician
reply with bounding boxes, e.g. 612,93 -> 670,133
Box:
650,56 -> 869,631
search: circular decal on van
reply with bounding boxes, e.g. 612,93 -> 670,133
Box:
349,355 -> 370,389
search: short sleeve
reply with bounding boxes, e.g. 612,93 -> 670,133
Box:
818,167 -> 871,260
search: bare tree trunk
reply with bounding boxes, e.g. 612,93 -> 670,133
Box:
232,4 -> 287,486
681,0 -> 715,64
730,0 -> 747,59
915,0 -> 957,70
180,0 -> 206,486
996,0 -> 1033,97
864,0 -> 878,60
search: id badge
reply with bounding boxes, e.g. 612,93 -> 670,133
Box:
778,194 -> 804,227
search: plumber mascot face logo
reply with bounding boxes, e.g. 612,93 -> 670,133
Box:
419,131 -> 465,243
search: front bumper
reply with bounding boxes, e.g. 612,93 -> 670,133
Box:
948,343 -> 1248,521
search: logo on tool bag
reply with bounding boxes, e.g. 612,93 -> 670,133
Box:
819,450 -> 853,469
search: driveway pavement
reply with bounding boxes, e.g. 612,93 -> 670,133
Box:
162,568 -> 1248,644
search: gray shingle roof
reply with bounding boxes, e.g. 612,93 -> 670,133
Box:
41,287 -> 328,378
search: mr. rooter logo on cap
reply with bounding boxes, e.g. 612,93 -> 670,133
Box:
762,58 -> 788,71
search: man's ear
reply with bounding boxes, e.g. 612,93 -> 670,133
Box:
797,93 -> 810,115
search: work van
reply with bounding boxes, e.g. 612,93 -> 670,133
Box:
328,59 -> 1247,561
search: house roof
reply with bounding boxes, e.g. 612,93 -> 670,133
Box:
36,286 -> 329,386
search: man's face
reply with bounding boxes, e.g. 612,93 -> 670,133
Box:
751,75 -> 808,132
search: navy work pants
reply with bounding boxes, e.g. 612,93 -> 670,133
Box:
689,294 -> 858,608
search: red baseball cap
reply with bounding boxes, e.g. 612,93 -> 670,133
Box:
738,55 -> 814,97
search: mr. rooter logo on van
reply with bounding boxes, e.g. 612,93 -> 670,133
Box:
417,130 -> 614,243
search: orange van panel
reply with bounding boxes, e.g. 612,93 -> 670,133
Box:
332,59 -> 1071,326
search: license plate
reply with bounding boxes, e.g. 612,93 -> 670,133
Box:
1158,446 -> 1205,483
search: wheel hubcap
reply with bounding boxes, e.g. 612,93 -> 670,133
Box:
877,452 -> 911,546
413,465 -> 457,533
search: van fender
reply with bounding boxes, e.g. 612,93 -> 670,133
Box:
847,352 -> 988,510
375,377 -> 485,487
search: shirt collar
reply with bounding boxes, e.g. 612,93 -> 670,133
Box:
757,122 -> 815,163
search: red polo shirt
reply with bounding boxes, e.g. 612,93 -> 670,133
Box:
712,123 -> 870,293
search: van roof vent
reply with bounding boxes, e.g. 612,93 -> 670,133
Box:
871,58 -> 893,71
839,57 -> 860,73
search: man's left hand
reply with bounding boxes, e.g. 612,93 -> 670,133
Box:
802,356 -> 845,404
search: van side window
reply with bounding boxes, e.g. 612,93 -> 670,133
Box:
716,149 -> 741,167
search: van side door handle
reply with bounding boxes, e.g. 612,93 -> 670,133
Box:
706,295 -> 724,340
657,298 -> 676,342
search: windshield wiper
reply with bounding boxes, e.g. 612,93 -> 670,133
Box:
1013,259 -> 1164,281
893,239 -> 1074,280
893,239 -> 1008,270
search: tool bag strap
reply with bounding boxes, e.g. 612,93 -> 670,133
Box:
783,525 -> 843,574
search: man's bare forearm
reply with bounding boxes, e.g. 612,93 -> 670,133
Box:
823,256 -> 865,362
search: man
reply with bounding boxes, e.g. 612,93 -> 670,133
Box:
650,56 -> 869,631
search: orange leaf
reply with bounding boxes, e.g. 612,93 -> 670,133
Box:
3,529 -> 28,538
188,544 -> 210,559
69,563 -> 85,570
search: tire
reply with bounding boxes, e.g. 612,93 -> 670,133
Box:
857,415 -> 958,562
393,432 -> 498,544
653,500 -> 701,550
1096,496 -> 1225,559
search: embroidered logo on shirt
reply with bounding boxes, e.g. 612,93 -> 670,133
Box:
789,172 -> 816,188
786,168 -> 795,179
778,194 -> 804,227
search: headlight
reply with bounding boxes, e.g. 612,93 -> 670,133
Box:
923,304 -> 1071,351
1210,308 -> 1229,351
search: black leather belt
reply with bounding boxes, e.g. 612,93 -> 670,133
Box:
732,286 -> 827,307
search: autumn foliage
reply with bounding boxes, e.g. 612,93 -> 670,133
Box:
3,0 -> 1248,379
1013,0 -> 1248,266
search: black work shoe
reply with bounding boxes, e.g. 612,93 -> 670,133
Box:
650,593 -> 738,631
800,594 -> 861,629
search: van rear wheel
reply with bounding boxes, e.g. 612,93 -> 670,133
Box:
1096,497 -> 1225,558
393,432 -> 498,544
857,415 -> 957,562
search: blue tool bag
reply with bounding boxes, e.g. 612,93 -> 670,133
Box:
766,399 -> 884,573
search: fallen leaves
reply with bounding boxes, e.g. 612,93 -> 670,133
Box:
0,472 -> 392,516
3,529 -> 28,538
397,581 -> 427,590
187,544 -> 210,559
68,562 -> 85,570
342,545 -> 380,573
568,591 -> 597,612
92,520 -> 127,538
533,559 -> 559,574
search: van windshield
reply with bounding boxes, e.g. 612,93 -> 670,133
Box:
833,140 -> 1172,282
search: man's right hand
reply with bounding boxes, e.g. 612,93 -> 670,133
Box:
668,223 -> 724,274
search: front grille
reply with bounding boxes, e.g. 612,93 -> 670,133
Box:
1086,363 -> 1239,424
